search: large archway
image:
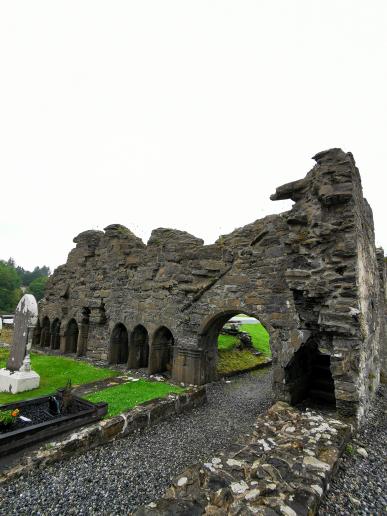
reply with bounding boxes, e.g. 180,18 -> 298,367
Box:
149,326 -> 174,375
40,316 -> 51,348
65,319 -> 79,354
199,310 -> 271,383
128,325 -> 149,369
50,318 -> 61,349
110,323 -> 129,365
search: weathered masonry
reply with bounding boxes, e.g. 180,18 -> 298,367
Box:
37,149 -> 386,423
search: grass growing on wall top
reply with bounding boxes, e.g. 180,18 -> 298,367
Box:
85,380 -> 184,418
0,348 -> 118,405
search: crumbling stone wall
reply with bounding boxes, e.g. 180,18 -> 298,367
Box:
38,149 -> 385,423
376,249 -> 387,382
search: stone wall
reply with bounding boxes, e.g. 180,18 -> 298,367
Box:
37,149 -> 385,423
376,250 -> 387,382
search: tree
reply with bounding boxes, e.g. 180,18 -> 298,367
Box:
0,259 -> 51,310
0,261 -> 22,312
28,276 -> 49,302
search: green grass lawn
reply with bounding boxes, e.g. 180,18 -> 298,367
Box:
0,348 -> 118,405
85,380 -> 184,418
217,323 -> 271,356
239,323 -> 271,357
217,322 -> 271,375
217,350 -> 270,375
217,333 -> 239,351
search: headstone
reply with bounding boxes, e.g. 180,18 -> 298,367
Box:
7,294 -> 38,371
0,294 -> 40,393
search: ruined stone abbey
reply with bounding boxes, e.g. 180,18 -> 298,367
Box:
36,148 -> 386,424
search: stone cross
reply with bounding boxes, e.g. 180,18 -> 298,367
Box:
6,294 -> 38,372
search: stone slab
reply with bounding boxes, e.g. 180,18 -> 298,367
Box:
0,369 -> 40,394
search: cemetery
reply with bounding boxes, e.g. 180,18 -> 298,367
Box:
0,148 -> 386,514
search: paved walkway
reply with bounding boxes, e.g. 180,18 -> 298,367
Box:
0,369 -> 273,515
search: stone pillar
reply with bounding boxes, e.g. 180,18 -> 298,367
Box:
172,347 -> 208,385
59,325 -> 67,353
148,342 -> 164,374
77,320 -> 89,356
128,341 -> 139,369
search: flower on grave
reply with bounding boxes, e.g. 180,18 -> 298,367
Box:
0,408 -> 20,426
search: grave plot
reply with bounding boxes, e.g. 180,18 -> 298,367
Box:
0,344 -> 186,460
0,388 -> 107,457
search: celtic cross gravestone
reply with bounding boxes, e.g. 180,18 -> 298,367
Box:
0,294 -> 40,393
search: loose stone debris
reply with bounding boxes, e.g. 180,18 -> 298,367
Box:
134,401 -> 351,515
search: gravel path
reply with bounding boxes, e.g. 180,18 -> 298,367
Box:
0,368 -> 273,516
319,385 -> 387,515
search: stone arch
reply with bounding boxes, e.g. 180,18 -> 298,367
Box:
128,324 -> 149,368
109,323 -> 129,364
50,318 -> 61,349
198,309 -> 272,384
40,316 -> 51,348
149,326 -> 174,374
65,319 -> 79,354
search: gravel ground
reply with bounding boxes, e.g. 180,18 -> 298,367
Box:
0,368 -> 273,516
319,385 -> 387,515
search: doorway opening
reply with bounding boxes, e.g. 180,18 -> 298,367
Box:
110,323 -> 129,365
149,326 -> 174,375
65,319 -> 79,354
199,311 -> 271,381
129,325 -> 149,368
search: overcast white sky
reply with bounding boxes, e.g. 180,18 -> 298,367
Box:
1,1 -> 386,272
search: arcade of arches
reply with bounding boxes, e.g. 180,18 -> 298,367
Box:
36,149 -> 387,423
33,317 -> 171,376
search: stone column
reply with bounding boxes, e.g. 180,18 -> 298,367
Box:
59,325 -> 67,353
173,347 -> 207,385
76,320 -> 89,356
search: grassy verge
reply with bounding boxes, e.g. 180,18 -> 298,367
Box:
217,333 -> 239,350
0,348 -> 118,405
85,380 -> 184,418
239,323 -> 271,357
217,323 -> 270,356
217,323 -> 271,375
217,350 -> 269,375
